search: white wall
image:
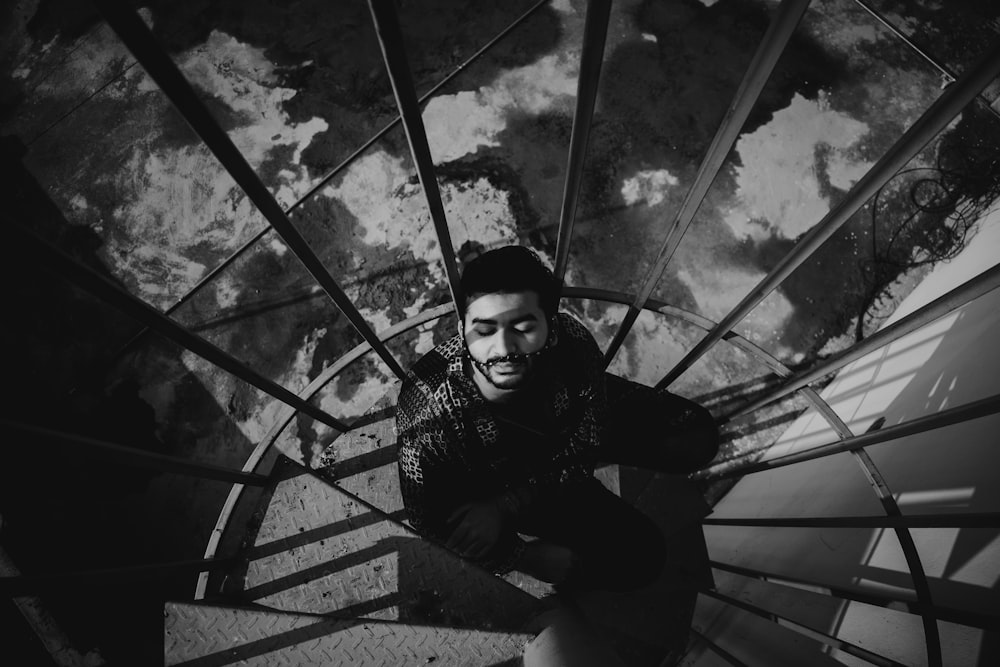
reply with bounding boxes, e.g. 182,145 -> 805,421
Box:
686,208 -> 1000,666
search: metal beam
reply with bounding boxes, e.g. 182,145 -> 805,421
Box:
700,589 -> 906,667
93,0 -> 406,381
850,0 -> 1000,122
655,40 -> 1000,390
850,448 -> 941,667
553,0 -> 613,284
4,420 -> 269,486
687,627 -> 750,667
704,512 -> 1000,529
367,0 -> 462,310
696,392 -> 1000,481
708,559 -> 1000,633
102,0 -> 552,369
1,557 -> 234,596
725,262 -> 1000,419
196,303 -> 456,599
8,220 -> 349,432
602,0 -> 812,367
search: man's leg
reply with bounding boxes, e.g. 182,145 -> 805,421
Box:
601,375 -> 719,473
514,479 -> 667,592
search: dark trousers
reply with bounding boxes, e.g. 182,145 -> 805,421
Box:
513,477 -> 667,592
600,374 -> 719,474
509,377 -> 719,591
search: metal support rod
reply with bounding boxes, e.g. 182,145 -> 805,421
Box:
850,0 -> 1000,122
93,0 -> 406,380
567,286 -> 856,439
687,627 -> 751,667
708,559 -> 1000,633
101,0 -> 552,370
602,0 -> 812,367
700,589 -> 906,667
8,220 -> 349,432
725,263 -> 1000,419
1,557 -> 235,596
655,41 -> 1000,390
195,303 -> 455,599
849,447 -> 940,667
4,420 -> 270,486
703,512 -> 1000,529
696,392 -> 1000,481
553,0 -> 613,284
367,0 -> 462,310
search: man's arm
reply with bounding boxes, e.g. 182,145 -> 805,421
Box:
396,385 -> 526,572
396,399 -> 460,541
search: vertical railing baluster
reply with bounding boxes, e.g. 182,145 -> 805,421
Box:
367,0 -> 463,310
602,0 -> 812,367
93,0 -> 406,380
553,0 -> 614,285
655,40 -> 1000,389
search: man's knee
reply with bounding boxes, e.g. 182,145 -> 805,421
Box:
680,406 -> 720,471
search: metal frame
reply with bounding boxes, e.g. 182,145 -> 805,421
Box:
699,589 -> 905,667
93,0 -> 406,381
687,627 -> 750,667
8,218 -> 349,432
1,558 -> 234,596
602,0 -> 812,366
704,512 -> 1000,529
724,262 -> 1000,419
104,0 -> 550,366
3,420 -> 268,486
13,2 -> 997,665
655,40 -> 1000,390
553,0 -> 613,284
698,392 -> 1000,481
366,0 -> 462,309
850,0 -> 1000,122
708,559 -> 1000,633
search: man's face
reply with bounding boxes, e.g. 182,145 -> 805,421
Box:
463,290 -> 549,391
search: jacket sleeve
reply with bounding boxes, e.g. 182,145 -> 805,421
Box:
395,385 -> 460,542
396,380 -> 526,575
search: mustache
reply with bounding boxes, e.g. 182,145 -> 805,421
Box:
481,352 -> 532,368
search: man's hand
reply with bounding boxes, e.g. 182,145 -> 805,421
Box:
445,501 -> 505,558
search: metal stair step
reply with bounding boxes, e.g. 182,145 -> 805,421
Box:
164,600 -> 532,666
228,455 -> 541,630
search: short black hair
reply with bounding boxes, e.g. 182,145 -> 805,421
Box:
459,245 -> 559,318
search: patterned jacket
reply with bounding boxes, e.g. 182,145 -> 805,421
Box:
395,312 -> 606,573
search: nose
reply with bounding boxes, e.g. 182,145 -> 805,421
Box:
494,328 -> 516,357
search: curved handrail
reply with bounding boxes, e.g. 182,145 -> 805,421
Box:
191,285 -> 948,662
196,289 -> 853,597
194,303 -> 454,598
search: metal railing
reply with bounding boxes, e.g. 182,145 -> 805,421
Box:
7,2 -> 1000,667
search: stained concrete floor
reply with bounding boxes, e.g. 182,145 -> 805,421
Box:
2,0 -> 1000,663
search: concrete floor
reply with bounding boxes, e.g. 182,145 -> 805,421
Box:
2,0 -> 999,663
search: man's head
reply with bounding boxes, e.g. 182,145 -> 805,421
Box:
459,246 -> 560,394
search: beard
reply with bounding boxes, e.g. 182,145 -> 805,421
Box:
469,351 -> 538,390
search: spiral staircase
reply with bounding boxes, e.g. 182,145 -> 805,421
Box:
3,0 -> 1000,665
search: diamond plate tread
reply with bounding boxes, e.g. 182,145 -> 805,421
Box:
236,456 -> 541,630
316,384 -> 404,519
165,601 -> 533,666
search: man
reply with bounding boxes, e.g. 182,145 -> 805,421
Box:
396,246 -> 717,591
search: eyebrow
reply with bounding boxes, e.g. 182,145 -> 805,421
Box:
470,314 -> 539,326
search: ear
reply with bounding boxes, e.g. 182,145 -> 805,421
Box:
546,315 -> 559,348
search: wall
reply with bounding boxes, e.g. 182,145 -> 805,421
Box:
685,206 -> 1000,666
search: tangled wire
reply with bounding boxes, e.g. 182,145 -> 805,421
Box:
855,104 -> 1000,341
